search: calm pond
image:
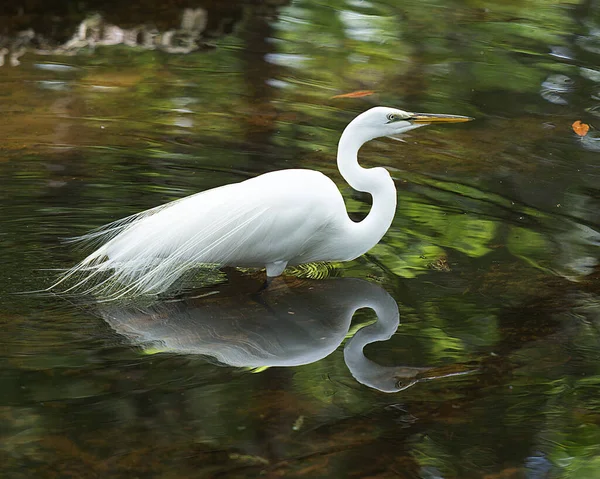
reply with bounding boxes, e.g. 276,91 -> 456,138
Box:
1,0 -> 599,478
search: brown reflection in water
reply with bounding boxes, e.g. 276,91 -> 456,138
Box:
0,1 -> 254,50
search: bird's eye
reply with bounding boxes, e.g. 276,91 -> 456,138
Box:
386,113 -> 397,122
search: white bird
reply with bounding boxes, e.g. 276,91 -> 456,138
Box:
51,106 -> 471,298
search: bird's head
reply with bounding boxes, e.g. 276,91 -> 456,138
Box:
347,106 -> 473,142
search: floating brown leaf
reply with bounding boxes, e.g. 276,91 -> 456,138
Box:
572,120 -> 590,136
330,90 -> 375,99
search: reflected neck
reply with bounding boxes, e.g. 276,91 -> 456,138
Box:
343,281 -> 402,392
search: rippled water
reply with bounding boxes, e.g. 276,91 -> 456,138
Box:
1,1 -> 599,478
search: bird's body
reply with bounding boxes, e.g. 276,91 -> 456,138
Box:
52,107 -> 470,298
99,170 -> 367,274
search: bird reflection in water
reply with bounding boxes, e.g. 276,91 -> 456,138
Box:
98,276 -> 445,393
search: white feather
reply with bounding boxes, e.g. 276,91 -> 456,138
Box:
50,106 -> 471,298
53,170 -> 349,298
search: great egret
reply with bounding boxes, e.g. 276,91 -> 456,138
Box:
52,106 -> 471,297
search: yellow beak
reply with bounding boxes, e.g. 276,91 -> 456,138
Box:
411,113 -> 473,123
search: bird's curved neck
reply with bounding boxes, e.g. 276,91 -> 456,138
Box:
336,127 -> 397,258
342,282 -> 402,392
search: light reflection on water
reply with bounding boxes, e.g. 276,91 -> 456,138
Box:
99,277 -> 421,391
1,0 -> 600,478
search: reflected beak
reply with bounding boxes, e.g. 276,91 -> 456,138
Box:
410,113 -> 473,124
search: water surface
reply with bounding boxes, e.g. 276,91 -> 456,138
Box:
1,1 -> 599,477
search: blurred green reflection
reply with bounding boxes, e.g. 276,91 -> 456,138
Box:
1,0 -> 599,478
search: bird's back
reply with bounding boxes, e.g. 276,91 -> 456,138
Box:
65,169 -> 349,296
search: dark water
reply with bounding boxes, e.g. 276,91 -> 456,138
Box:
1,0 -> 599,477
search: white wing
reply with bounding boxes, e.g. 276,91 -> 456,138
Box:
51,169 -> 347,299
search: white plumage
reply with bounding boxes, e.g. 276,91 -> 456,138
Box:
51,106 -> 471,298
